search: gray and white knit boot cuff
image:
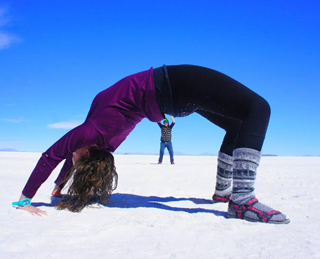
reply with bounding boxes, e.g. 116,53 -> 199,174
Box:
214,152 -> 234,197
232,148 -> 261,204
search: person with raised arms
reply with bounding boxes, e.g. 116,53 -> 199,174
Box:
157,115 -> 175,165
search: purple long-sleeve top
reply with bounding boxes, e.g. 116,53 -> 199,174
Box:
22,68 -> 164,198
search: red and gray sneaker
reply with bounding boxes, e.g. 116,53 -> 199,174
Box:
227,198 -> 290,224
212,194 -> 231,203
171,161 -> 175,165
158,161 -> 162,164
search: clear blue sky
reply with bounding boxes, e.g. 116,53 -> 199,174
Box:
1,1 -> 319,156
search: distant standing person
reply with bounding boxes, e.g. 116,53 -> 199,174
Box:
158,116 -> 175,164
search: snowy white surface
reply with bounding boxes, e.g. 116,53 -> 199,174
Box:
1,152 -> 320,259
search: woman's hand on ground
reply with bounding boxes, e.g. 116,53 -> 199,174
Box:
17,205 -> 47,216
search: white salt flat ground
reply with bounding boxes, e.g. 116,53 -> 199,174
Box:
1,152 -> 320,259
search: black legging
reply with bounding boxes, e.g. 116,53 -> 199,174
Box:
164,65 -> 271,156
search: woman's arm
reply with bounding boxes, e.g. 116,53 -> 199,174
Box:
17,123 -> 101,215
170,115 -> 175,124
53,156 -> 73,192
16,194 -> 47,216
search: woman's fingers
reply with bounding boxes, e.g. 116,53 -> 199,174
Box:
18,205 -> 48,216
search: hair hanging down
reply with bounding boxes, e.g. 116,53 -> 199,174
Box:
57,147 -> 118,212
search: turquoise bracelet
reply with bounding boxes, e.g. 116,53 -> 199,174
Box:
12,198 -> 32,207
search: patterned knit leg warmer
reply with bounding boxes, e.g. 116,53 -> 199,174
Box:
212,152 -> 233,203
231,148 -> 260,204
228,148 -> 290,224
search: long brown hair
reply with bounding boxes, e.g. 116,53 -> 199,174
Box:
57,147 -> 118,212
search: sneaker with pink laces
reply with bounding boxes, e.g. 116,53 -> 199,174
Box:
227,198 -> 290,224
212,194 -> 231,203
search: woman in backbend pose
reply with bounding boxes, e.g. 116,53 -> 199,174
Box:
14,64 -> 290,224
